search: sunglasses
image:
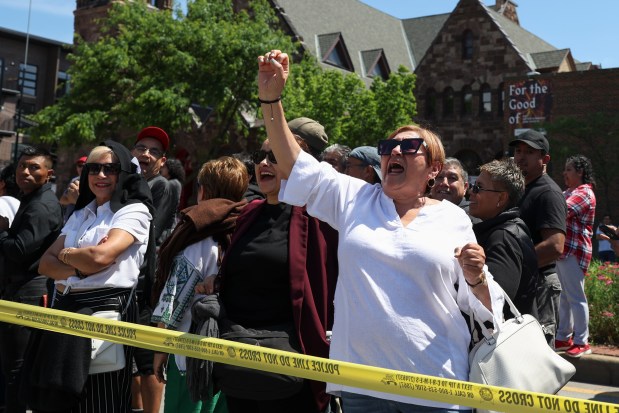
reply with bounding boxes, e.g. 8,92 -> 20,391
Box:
86,163 -> 122,176
252,150 -> 277,164
471,183 -> 504,194
133,144 -> 164,159
377,138 -> 427,156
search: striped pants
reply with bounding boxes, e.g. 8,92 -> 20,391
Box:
39,288 -> 138,413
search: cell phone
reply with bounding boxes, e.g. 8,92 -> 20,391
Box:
599,224 -> 619,240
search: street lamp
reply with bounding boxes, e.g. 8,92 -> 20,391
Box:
13,0 -> 33,164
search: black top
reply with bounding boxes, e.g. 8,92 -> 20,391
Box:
518,173 -> 567,277
474,207 -> 539,316
0,182 -> 63,297
221,202 -> 293,327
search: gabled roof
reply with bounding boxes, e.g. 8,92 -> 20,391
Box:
402,13 -> 449,66
273,0 -> 414,78
485,6 -> 557,55
530,48 -> 571,70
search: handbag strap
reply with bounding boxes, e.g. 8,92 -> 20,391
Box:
475,285 -> 523,342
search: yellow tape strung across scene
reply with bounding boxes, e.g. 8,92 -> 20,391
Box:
0,300 -> 616,413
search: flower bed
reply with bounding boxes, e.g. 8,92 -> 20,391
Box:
585,260 -> 619,345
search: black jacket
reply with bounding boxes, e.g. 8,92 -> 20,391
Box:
0,182 -> 63,298
473,207 -> 539,317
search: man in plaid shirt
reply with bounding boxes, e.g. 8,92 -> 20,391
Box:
555,155 -> 596,358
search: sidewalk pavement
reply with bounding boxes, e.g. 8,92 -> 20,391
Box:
560,348 -> 619,387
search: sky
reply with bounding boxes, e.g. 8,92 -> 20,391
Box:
0,0 -> 617,69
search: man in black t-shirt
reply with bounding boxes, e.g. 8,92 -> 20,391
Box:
510,130 -> 567,346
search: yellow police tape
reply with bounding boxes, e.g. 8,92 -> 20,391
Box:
0,300 -> 616,413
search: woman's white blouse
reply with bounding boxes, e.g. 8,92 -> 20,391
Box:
280,151 -> 505,409
58,201 -> 151,290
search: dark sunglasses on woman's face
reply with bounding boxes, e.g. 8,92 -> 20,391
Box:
470,183 -> 504,194
86,163 -> 122,176
377,138 -> 427,156
252,149 -> 277,165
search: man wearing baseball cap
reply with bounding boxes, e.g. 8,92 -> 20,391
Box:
288,117 -> 328,159
510,130 -> 567,346
131,126 -> 177,413
346,146 -> 382,184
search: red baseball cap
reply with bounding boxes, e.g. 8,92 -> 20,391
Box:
136,126 -> 170,152
76,156 -> 88,164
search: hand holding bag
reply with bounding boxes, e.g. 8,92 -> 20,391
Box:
468,288 -> 575,413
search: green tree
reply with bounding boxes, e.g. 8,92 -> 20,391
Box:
284,56 -> 417,148
30,0 -> 417,153
545,112 -> 619,214
31,0 -> 295,149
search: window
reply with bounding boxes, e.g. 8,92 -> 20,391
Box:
318,33 -> 354,72
462,30 -> 474,60
425,88 -> 437,119
18,63 -> 38,97
480,84 -> 492,116
362,49 -> 390,80
56,71 -> 71,99
443,87 -> 454,117
461,86 -> 473,117
0,58 -> 4,89
498,82 -> 505,116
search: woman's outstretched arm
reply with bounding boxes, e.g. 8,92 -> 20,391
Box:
257,49 -> 301,178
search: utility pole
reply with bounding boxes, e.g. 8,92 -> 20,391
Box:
13,0 -> 33,163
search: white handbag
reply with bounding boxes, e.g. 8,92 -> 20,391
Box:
90,310 -> 125,375
468,288 -> 575,413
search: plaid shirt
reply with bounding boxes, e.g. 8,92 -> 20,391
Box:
561,183 -> 596,272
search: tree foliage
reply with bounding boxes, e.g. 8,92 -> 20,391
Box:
31,0 -> 295,146
284,55 -> 417,148
545,112 -> 619,214
30,0 -> 417,152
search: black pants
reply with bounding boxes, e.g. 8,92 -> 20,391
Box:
226,382 -> 320,413
32,288 -> 138,413
0,277 -> 47,413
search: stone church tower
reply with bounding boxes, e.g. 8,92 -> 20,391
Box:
74,0 -> 172,42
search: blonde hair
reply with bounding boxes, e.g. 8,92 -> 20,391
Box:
198,156 -> 249,202
86,146 -> 117,163
387,125 -> 445,167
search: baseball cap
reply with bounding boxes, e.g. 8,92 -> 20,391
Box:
349,146 -> 382,181
136,126 -> 170,152
76,156 -> 88,165
288,117 -> 328,153
509,130 -> 549,153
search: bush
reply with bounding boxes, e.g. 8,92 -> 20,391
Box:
585,260 -> 619,345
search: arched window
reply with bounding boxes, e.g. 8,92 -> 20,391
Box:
425,88 -> 437,119
443,87 -> 454,117
462,30 -> 474,60
480,84 -> 492,116
461,85 -> 473,117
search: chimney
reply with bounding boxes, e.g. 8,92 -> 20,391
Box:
494,0 -> 519,25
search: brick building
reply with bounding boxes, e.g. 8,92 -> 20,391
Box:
0,28 -> 71,164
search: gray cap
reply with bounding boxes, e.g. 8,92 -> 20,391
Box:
288,117 -> 328,153
350,146 -> 382,181
509,130 -> 550,153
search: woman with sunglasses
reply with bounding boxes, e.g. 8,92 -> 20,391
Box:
469,159 -> 539,317
256,50 -> 504,413
33,141 -> 155,412
198,136 -> 338,413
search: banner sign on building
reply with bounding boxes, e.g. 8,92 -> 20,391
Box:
507,79 -> 553,127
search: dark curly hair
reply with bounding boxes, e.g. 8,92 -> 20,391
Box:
0,164 -> 19,197
566,154 -> 596,189
164,158 -> 186,185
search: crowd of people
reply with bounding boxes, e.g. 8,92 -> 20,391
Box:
0,49 -> 616,413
